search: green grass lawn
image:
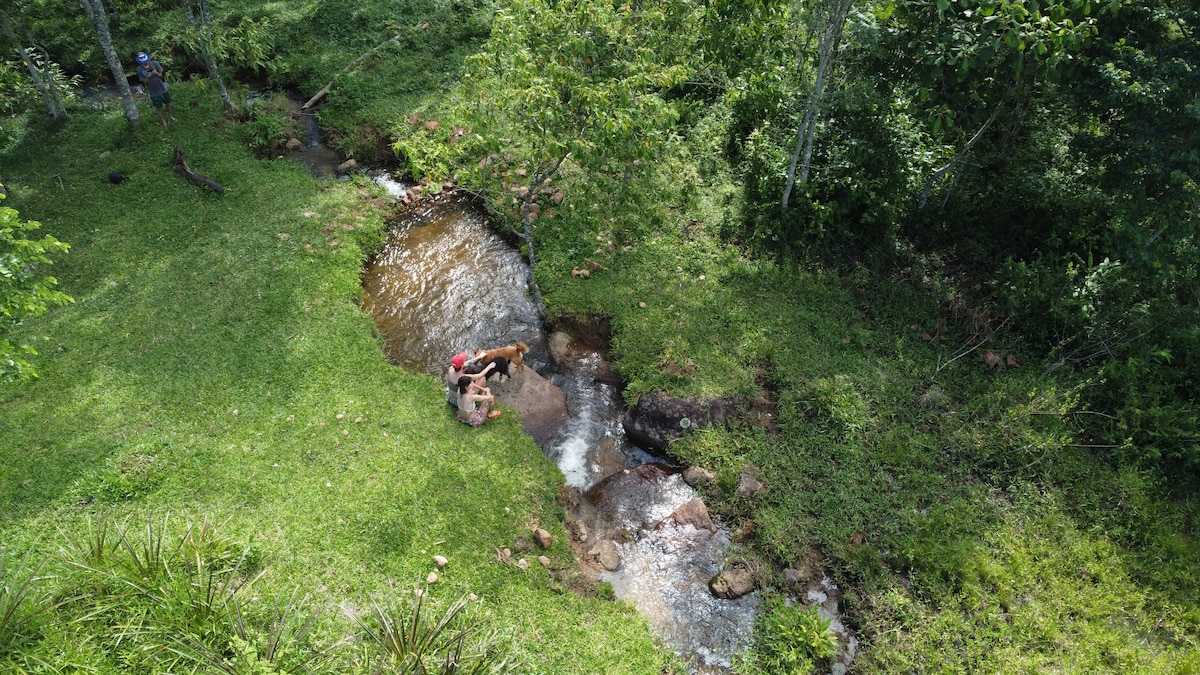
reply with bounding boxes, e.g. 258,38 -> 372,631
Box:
0,90 -> 670,673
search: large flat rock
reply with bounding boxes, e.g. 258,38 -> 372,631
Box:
487,367 -> 569,447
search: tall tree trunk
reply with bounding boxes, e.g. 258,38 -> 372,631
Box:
781,0 -> 853,212
182,0 -> 233,113
0,10 -> 59,119
34,43 -> 68,117
79,0 -> 139,126
518,152 -> 570,319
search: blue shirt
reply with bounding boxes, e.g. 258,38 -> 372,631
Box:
137,60 -> 168,96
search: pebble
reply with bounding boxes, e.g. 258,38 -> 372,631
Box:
433,555 -> 448,568
426,571 -> 439,584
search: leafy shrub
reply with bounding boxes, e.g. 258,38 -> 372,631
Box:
240,94 -> 296,154
996,253 -> 1200,466
743,597 -> 838,675
55,513 -> 267,671
0,192 -> 72,383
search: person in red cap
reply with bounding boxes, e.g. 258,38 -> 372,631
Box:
445,351 -> 494,406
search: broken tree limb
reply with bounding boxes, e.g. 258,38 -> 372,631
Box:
173,145 -> 225,193
918,100 -> 1005,211
300,31 -> 403,109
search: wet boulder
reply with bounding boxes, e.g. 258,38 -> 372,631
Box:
487,368 -> 569,447
682,466 -> 716,487
337,158 -> 358,174
665,498 -> 716,534
547,331 -> 575,365
589,539 -> 622,571
623,393 -> 740,455
584,463 -> 675,516
709,568 -> 755,599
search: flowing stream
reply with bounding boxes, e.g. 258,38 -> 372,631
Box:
359,175 -> 759,672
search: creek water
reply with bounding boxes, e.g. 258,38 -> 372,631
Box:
359,175 -> 759,672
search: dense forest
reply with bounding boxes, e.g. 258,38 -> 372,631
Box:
1,0 -> 1197,672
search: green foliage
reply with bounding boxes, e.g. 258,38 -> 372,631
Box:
184,15 -> 277,74
392,0 -> 696,214
176,588 -> 333,675
887,0 -> 1098,134
350,588 -> 517,674
392,122 -> 459,183
0,191 -> 71,383
801,374 -> 869,436
996,252 -> 1200,466
240,94 -> 296,153
742,598 -> 837,675
0,547 -> 50,669
0,61 -> 26,117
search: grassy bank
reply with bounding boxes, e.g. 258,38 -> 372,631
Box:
0,91 -> 671,673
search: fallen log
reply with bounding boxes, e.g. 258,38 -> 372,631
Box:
173,145 -> 225,194
300,31 -> 403,109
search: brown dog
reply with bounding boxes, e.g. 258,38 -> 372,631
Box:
476,342 -> 529,371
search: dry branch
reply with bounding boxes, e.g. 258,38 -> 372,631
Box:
300,31 -> 402,109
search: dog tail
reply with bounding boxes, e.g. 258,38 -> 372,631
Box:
516,341 -> 529,353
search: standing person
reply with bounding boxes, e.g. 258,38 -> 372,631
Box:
135,51 -> 177,127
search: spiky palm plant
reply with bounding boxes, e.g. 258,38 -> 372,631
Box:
0,548 -> 60,673
349,587 -> 518,674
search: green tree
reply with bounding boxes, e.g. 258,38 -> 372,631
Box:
394,0 -> 695,312
781,0 -> 854,210
1,190 -> 72,383
180,0 -> 234,115
0,8 -> 65,119
879,0 -> 1099,209
996,0 -> 1200,466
